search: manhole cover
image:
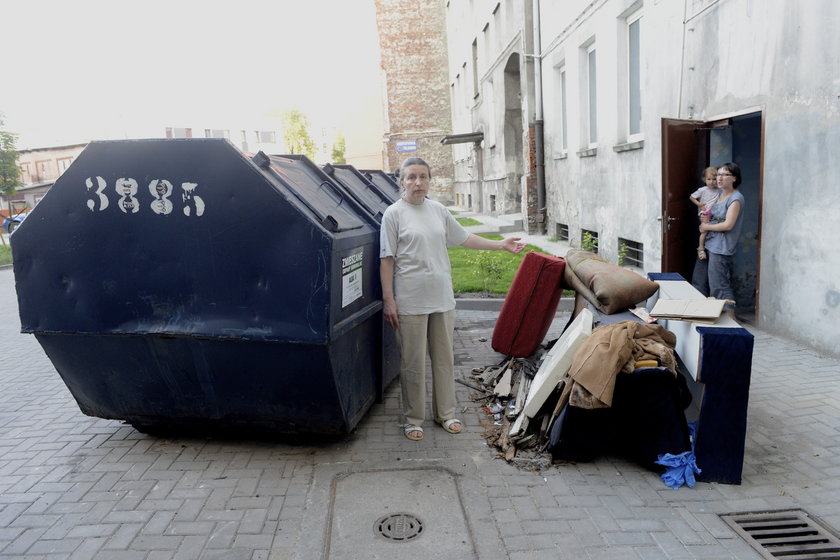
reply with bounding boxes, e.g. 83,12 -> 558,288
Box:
374,513 -> 424,542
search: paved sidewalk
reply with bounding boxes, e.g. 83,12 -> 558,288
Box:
2,265 -> 840,559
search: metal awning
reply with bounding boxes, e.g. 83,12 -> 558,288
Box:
440,132 -> 484,145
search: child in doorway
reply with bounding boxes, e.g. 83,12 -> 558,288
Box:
690,166 -> 722,260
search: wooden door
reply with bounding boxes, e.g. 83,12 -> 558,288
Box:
661,118 -> 709,279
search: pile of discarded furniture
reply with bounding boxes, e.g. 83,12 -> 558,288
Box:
471,250 -> 754,486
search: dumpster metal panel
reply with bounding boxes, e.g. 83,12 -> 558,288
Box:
322,163 -> 394,221
12,138 -> 395,434
361,169 -> 401,201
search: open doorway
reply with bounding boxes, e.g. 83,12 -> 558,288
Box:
661,111 -> 762,321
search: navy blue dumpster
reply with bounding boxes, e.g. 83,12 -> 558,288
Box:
12,138 -> 398,434
361,169 -> 401,200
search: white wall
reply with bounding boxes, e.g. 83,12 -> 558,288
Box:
539,0 -> 840,356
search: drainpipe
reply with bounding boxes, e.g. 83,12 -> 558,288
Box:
533,0 -> 546,234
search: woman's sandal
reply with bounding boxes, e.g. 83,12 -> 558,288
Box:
403,425 -> 424,441
439,418 -> 463,434
697,248 -> 707,260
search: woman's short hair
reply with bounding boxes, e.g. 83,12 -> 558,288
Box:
718,162 -> 742,188
399,157 -> 432,183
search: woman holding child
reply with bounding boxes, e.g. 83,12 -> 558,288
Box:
691,162 -> 745,307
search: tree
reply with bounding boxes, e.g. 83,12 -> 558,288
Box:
281,109 -> 317,161
0,114 -> 21,197
331,133 -> 346,164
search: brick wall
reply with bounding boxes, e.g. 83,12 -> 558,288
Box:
374,0 -> 454,204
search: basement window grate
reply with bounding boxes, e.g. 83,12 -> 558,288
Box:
374,513 -> 424,542
721,509 -> 840,560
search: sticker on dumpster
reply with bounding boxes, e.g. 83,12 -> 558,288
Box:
85,176 -> 205,217
341,247 -> 364,307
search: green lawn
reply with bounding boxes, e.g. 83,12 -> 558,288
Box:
455,217 -> 483,227
0,245 -> 11,267
449,234 -> 549,294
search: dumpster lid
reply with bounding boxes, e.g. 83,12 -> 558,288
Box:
253,152 -> 369,232
322,163 -> 393,221
361,169 -> 401,200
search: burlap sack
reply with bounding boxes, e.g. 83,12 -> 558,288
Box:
563,249 -> 659,315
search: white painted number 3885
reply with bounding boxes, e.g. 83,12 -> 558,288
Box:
85,176 -> 205,217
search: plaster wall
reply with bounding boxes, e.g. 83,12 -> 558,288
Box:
680,0 -> 840,355
540,0 -> 684,265
538,0 -> 840,356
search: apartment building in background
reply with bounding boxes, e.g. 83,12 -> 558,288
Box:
1,143 -> 87,212
443,0 -> 840,357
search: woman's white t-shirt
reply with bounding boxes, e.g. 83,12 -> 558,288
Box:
380,198 -> 470,315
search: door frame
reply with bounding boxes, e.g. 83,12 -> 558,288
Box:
661,110 -> 764,319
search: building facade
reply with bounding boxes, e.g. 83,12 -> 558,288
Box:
445,0 -> 840,357
375,0 -> 455,202
1,143 -> 87,212
444,1 -> 544,231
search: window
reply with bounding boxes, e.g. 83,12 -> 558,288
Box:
56,157 -> 73,174
490,195 -> 496,212
484,80 -> 496,147
255,130 -> 276,144
471,39 -> 479,99
618,237 -> 644,268
556,64 -> 568,152
165,127 -> 192,138
586,44 -> 598,146
627,11 -> 642,138
462,63 -> 469,108
19,162 -> 32,184
204,129 -> 230,139
36,160 -> 52,180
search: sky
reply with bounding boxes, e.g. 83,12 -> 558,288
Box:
1,0 -> 385,161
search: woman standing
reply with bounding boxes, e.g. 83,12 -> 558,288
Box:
691,162 -> 745,306
380,157 -> 525,441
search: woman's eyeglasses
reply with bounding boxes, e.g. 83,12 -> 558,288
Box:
716,173 -> 734,177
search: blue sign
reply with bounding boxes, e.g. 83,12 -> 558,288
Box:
395,140 -> 417,152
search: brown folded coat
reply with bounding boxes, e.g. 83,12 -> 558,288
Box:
553,320 -> 677,416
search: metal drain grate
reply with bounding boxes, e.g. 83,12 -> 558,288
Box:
721,509 -> 840,559
374,513 -> 424,542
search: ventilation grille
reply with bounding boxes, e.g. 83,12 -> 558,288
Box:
721,509 -> 840,559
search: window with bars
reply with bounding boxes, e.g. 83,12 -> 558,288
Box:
556,223 -> 569,241
618,237 -> 644,268
581,229 -> 599,253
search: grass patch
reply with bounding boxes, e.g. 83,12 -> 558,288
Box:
0,245 -> 11,267
449,234 -> 548,294
449,209 -> 459,215
455,217 -> 482,227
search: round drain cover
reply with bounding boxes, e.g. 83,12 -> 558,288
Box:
374,513 -> 424,542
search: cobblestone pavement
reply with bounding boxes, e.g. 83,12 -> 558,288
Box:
2,265 -> 840,559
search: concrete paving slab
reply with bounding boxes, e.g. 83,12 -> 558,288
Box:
3,263 -> 840,559
294,458 -> 505,560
